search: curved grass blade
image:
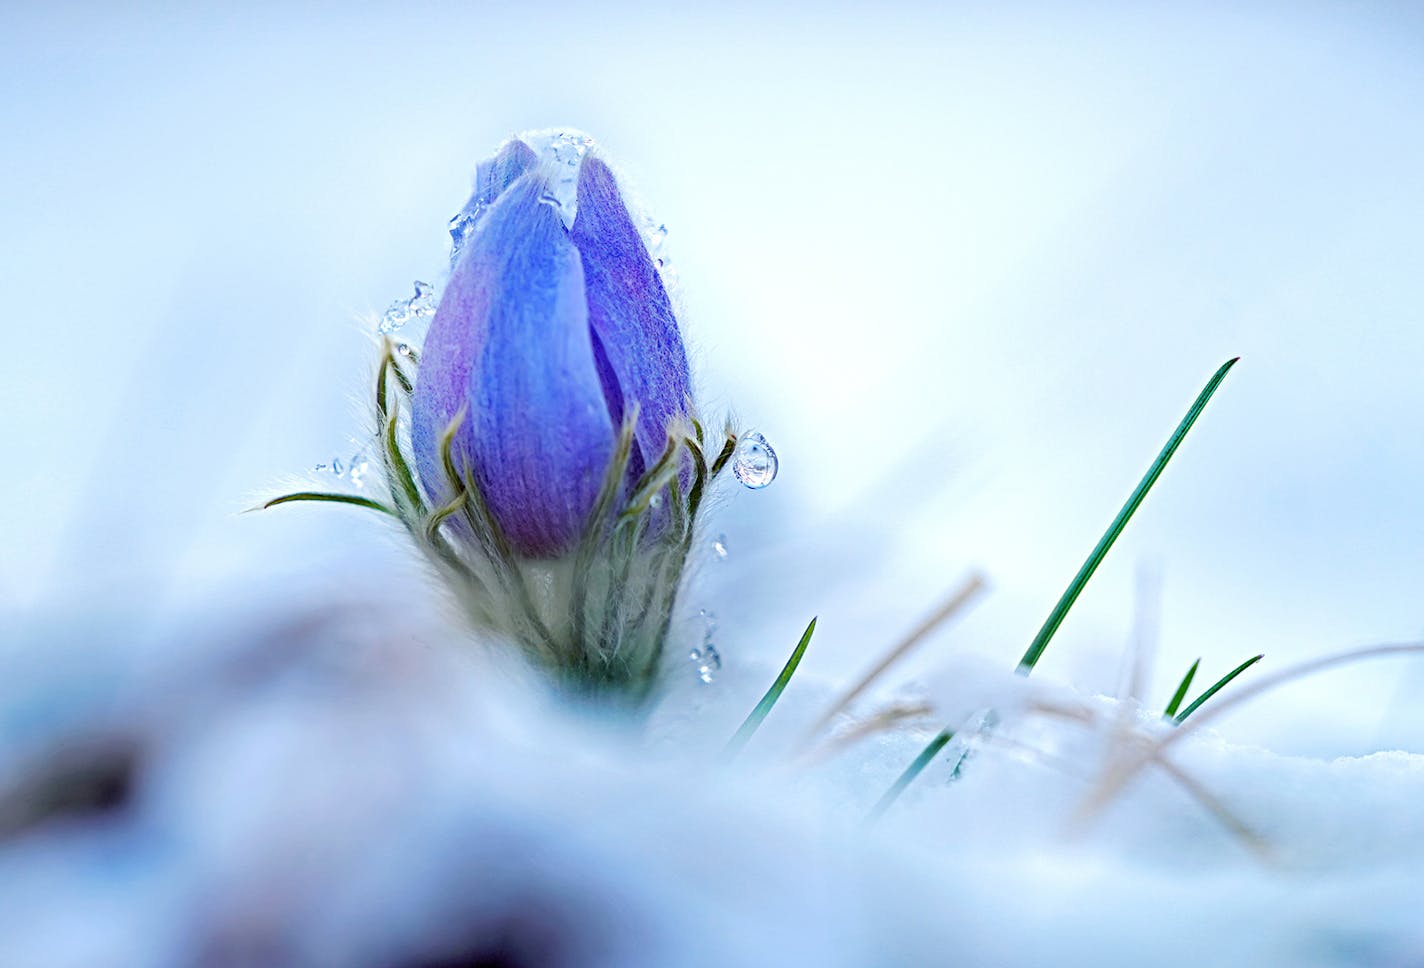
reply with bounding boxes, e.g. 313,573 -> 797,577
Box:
723,617 -> 817,759
257,492 -> 395,515
1174,653 -> 1263,724
866,727 -> 954,823
878,358 -> 1239,811
1018,357 -> 1239,673
1162,658 -> 1201,719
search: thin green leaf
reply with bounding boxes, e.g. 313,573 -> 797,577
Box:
866,727 -> 954,823
723,617 -> 818,759
683,436 -> 711,521
571,409 -> 639,649
1017,358 -> 1239,673
709,427 -> 738,476
1162,657 -> 1201,719
258,491 -> 395,515
385,410 -> 425,515
618,434 -> 681,526
423,491 -> 468,540
376,353 -> 391,421
1174,653 -> 1264,724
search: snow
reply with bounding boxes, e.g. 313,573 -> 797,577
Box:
2,587 -> 1421,967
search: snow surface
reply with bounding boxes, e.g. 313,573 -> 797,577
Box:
2,585 -> 1421,968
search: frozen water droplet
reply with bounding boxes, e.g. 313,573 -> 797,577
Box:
516,128 -> 597,230
694,645 -> 721,684
690,610 -> 721,684
314,451 -> 369,486
348,454 -> 370,488
449,205 -> 482,264
378,281 -> 437,335
396,342 -> 413,357
712,534 -> 728,559
732,432 -> 778,489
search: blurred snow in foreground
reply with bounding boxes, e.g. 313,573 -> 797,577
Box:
1,591 -> 1422,968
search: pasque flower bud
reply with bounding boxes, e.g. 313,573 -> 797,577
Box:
265,130 -> 749,701
412,135 -> 692,558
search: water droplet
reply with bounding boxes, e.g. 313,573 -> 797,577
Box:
649,492 -> 664,509
378,280 -> 437,335
348,454 -> 370,488
313,451 -> 369,486
689,610 -> 721,684
515,128 -> 597,230
732,432 -> 778,489
644,222 -> 668,252
396,342 -> 413,357
712,534 -> 728,559
449,205 -> 482,264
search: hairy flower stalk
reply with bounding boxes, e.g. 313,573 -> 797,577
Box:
265,131 -> 745,704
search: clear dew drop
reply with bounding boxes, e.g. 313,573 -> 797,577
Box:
378,281 -> 436,335
396,342 -> 413,357
732,432 -> 778,489
642,219 -> 668,254
519,129 -> 596,230
448,204 -> 481,265
649,492 -> 663,509
712,534 -> 728,559
348,455 -> 370,489
689,609 -> 721,684
313,452 -> 369,488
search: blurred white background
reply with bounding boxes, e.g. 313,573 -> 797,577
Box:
4,1 -> 1422,756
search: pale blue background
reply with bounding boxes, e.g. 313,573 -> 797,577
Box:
4,1 -> 1423,754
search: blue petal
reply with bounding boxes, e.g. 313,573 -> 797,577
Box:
450,140 -> 538,266
571,156 -> 692,473
414,171 -> 614,557
475,139 -> 538,206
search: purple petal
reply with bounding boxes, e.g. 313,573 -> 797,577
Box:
450,140 -> 538,266
571,156 -> 692,472
474,139 -> 538,206
413,172 -> 614,558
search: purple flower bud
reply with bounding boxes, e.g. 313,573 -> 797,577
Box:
412,136 -> 692,558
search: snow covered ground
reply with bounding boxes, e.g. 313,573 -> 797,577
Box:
3,578 -> 1421,967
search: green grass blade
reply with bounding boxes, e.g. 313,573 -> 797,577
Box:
1017,357 -> 1239,673
257,491 -> 395,515
877,359 -> 1239,810
723,618 -> 817,759
1174,653 -> 1264,724
866,727 -> 954,823
1162,657 -> 1201,719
